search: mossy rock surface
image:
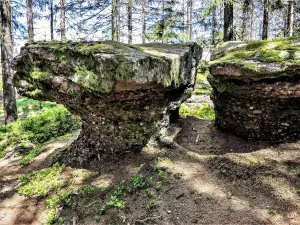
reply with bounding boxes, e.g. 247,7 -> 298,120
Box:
13,41 -> 202,167
210,38 -> 300,82
208,38 -> 300,143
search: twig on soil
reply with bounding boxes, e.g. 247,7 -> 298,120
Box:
195,134 -> 200,143
135,215 -> 163,224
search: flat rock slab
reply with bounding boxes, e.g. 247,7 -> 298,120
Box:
209,39 -> 300,142
14,41 -> 201,167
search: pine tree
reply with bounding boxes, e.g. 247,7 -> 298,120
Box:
0,0 -> 18,124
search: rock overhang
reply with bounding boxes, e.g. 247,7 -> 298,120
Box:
208,38 -> 300,143
13,40 -> 202,167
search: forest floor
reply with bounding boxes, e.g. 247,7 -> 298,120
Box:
0,75 -> 300,225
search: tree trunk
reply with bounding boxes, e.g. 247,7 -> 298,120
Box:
211,5 -> 217,45
262,0 -> 269,40
0,0 -> 18,124
223,0 -> 233,41
60,0 -> 66,40
112,0 -> 119,41
141,0 -> 146,43
127,0 -> 133,44
286,0 -> 295,37
26,0 -> 34,42
250,0 -> 255,40
241,0 -> 249,41
186,0 -> 192,40
50,0 -> 54,40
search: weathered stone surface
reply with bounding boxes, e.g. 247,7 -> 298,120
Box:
14,40 -> 201,166
209,39 -> 300,143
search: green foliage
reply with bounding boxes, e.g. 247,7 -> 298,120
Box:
193,87 -> 212,95
20,146 -> 45,166
18,163 -> 65,198
179,103 -> 215,120
155,181 -> 162,190
130,174 -> 145,190
106,196 -> 125,209
147,199 -> 156,210
0,106 -> 80,159
79,185 -> 98,195
268,209 -> 279,216
0,97 -> 57,118
46,188 -> 71,225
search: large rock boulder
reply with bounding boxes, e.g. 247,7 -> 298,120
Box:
14,41 -> 201,166
209,39 -> 300,142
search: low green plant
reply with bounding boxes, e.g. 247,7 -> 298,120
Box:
130,174 -> 145,189
147,199 -> 156,210
106,196 -> 125,209
268,209 -> 279,216
95,215 -> 101,221
99,205 -> 106,215
156,181 -> 162,190
79,185 -> 98,195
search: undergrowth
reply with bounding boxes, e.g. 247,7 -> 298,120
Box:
179,103 -> 215,120
0,105 -> 81,160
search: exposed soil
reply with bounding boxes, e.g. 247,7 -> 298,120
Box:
1,115 -> 300,225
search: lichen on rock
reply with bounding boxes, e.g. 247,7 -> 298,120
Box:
209,38 -> 300,143
14,40 -> 202,167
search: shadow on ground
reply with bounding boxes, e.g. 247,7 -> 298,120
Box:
1,116 -> 300,224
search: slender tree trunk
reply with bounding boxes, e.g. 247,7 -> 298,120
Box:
141,0 -> 146,43
241,0 -> 249,41
127,0 -> 133,44
186,0 -> 192,40
112,0 -> 119,41
50,0 -> 54,40
118,0 -> 121,41
0,0 -> 18,124
223,0 -> 233,41
262,0 -> 269,40
250,0 -> 255,40
286,0 -> 295,37
26,0 -> 34,42
211,5 -> 217,45
60,0 -> 66,40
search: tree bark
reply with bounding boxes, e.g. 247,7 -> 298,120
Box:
127,0 -> 133,44
0,0 -> 18,124
223,0 -> 233,41
50,0 -> 54,40
241,0 -> 249,41
211,5 -> 217,45
250,0 -> 255,40
262,0 -> 269,40
60,0 -> 66,40
286,0 -> 295,37
186,0 -> 192,40
112,0 -> 119,41
26,0 -> 34,42
141,0 -> 146,43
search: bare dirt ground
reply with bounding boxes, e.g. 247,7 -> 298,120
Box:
1,116 -> 300,225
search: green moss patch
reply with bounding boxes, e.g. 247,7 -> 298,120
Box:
211,38 -> 300,73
